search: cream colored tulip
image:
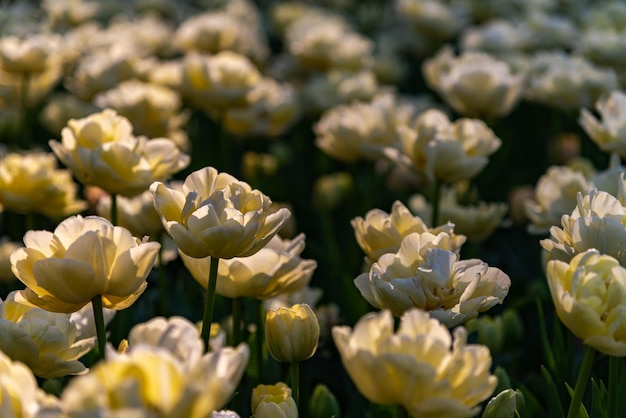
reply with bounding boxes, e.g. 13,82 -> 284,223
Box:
387,110 -> 501,183
0,34 -> 60,74
95,79 -> 188,141
285,15 -> 373,71
0,151 -> 86,218
541,189 -> 626,266
332,309 -> 497,416
547,249 -> 626,356
0,291 -> 96,377
355,233 -> 510,326
49,109 -> 190,197
265,303 -> 320,363
252,382 -> 298,418
303,69 -> 378,113
423,46 -> 526,118
11,215 -> 161,313
151,166 -> 291,259
61,343 -> 249,417
525,166 -> 592,235
125,316 -> 204,369
525,51 -> 618,111
224,77 -> 300,138
0,350 -> 60,417
180,51 -> 261,112
314,94 -> 402,163
580,90 -> 626,158
351,200 -> 465,264
180,233 -> 316,299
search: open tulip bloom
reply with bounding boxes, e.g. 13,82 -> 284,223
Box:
10,215 -> 160,359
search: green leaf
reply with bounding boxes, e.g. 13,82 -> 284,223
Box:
541,365 -> 565,418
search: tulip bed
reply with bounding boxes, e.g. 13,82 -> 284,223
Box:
1,1 -> 626,417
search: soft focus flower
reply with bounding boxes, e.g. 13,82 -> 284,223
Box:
302,69 -> 378,113
409,188 -> 509,241
49,109 -> 190,197
541,188 -> 626,265
355,233 -> 510,326
174,10 -> 268,63
39,92 -> 99,135
547,249 -> 626,356
96,189 -> 163,238
0,151 -> 86,218
180,51 -> 261,113
181,233 -> 316,299
151,166 -> 291,259
0,34 -> 60,74
314,94 -> 402,163
0,350 -> 61,417
460,19 -> 525,56
525,51 -> 618,111
0,291 -> 96,377
252,382 -> 298,418
211,411 -> 241,418
43,0 -> 99,29
580,90 -> 626,158
525,165 -> 592,234
423,46 -> 526,118
65,48 -> 152,101
577,29 -> 626,85
312,171 -> 353,210
0,237 -> 20,283
61,343 -> 249,417
223,77 -> 300,138
285,15 -> 372,72
396,0 -> 466,42
352,200 -> 465,264
95,79 -> 189,143
387,110 -> 501,183
520,12 -> 578,51
265,303 -> 320,363
11,215 -> 161,313
332,308 -> 497,417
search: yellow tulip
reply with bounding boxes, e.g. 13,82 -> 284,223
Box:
332,308 -> 497,416
180,233 -> 316,299
265,303 -> 320,363
49,109 -> 190,197
151,166 -> 291,259
252,383 -> 298,418
0,291 -> 97,377
11,215 -> 160,313
547,249 -> 626,356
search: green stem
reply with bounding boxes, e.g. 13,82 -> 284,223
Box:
431,180 -> 441,227
91,295 -> 106,361
290,361 -> 300,410
200,257 -> 219,352
566,346 -> 596,418
232,297 -> 242,346
254,298 -> 265,381
110,194 -> 118,226
608,356 -> 621,418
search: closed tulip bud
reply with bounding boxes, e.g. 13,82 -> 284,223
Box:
308,384 -> 340,418
482,389 -> 525,418
252,382 -> 298,418
265,303 -> 320,363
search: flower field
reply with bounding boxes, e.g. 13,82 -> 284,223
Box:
1,0 -> 625,417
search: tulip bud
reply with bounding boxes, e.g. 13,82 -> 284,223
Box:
482,389 -> 525,418
252,382 -> 298,418
265,304 -> 320,363
308,384 -> 340,418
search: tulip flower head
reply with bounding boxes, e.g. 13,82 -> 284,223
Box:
151,166 -> 291,259
11,215 -> 160,313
